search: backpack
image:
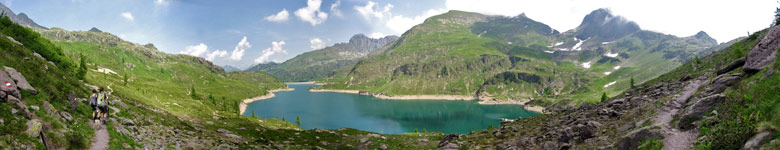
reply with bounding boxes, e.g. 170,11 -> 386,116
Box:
98,93 -> 107,106
90,94 -> 97,106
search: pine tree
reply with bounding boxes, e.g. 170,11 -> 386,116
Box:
208,93 -> 215,105
296,115 -> 301,126
123,73 -> 129,86
252,109 -> 256,117
77,53 -> 87,80
423,128 -> 427,133
414,128 -> 418,133
282,116 -> 286,121
630,77 -> 635,89
488,124 -> 494,129
190,84 -> 198,100
601,92 -> 608,102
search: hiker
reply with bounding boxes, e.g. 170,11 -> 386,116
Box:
89,89 -> 98,120
98,87 -> 110,124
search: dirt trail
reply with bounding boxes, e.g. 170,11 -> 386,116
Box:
652,78 -> 705,150
90,120 -> 110,150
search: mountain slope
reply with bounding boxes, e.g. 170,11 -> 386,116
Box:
0,4 -> 46,30
248,34 -> 398,82
441,23 -> 780,150
320,9 -> 724,106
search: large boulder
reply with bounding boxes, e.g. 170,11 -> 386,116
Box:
25,119 -> 42,138
705,73 -> 742,95
743,131 -> 774,150
717,57 -> 746,75
3,66 -> 37,94
617,126 -> 663,150
678,94 -> 726,130
0,67 -> 20,99
744,26 -> 780,73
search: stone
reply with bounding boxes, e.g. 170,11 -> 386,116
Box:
744,25 -> 780,73
743,131 -> 774,150
24,119 -> 42,138
217,129 -> 232,134
11,108 -> 17,114
30,105 -> 39,111
59,111 -> 73,122
0,67 -> 20,99
0,90 -> 5,99
33,52 -> 45,61
706,73 -> 742,95
122,118 -> 136,126
617,126 -> 663,150
360,137 -> 368,143
679,94 -> 727,130
717,57 -> 747,75
380,144 -> 388,150
3,67 -> 36,94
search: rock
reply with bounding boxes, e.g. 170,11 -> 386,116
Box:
440,143 -> 459,150
380,144 -> 388,150
0,90 -> 5,99
418,138 -> 429,142
33,52 -> 45,61
122,118 -> 136,126
679,94 -> 726,130
706,73 -> 742,95
30,105 -> 39,111
0,67 -> 20,99
717,57 -> 747,75
360,137 -> 368,143
743,131 -> 775,150
48,61 -> 56,67
11,108 -> 17,114
617,126 -> 663,150
438,134 -> 460,148
124,62 -> 135,69
744,25 -> 780,73
24,119 -> 42,138
3,67 -> 37,94
59,111 -> 73,122
217,129 -> 232,134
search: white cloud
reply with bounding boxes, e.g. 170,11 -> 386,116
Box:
354,1 -> 393,20
265,9 -> 290,22
120,12 -> 134,22
154,0 -> 169,6
255,41 -> 288,63
368,32 -> 387,39
180,43 -> 208,57
205,50 -> 228,61
309,38 -> 329,50
330,0 -> 343,17
230,36 -> 252,61
386,9 -> 447,34
445,0 -> 776,43
294,0 -> 329,26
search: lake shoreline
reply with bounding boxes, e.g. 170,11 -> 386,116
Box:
310,88 -> 545,113
239,88 -> 294,115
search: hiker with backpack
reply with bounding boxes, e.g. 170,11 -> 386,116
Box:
97,87 -> 110,124
89,89 -> 98,120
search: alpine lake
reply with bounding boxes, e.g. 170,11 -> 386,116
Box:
243,84 -> 541,134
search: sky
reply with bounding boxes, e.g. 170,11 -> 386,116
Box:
3,0 -> 777,69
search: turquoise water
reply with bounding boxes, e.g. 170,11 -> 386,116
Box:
243,84 -> 540,134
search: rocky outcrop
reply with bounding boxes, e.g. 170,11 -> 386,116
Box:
704,73 -> 742,95
617,126 -> 663,150
24,119 -> 42,138
0,67 -> 20,99
717,57 -> 746,75
744,26 -> 780,73
3,66 -> 37,94
743,131 -> 775,150
678,94 -> 725,130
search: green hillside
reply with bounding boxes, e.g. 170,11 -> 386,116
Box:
247,34 -> 398,82
319,9 -> 723,106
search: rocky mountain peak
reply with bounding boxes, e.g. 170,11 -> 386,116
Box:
575,8 -> 640,40
88,27 -> 103,33
0,3 -> 46,29
694,31 -> 717,43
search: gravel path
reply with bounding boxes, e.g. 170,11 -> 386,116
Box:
652,78 -> 705,150
90,120 -> 110,150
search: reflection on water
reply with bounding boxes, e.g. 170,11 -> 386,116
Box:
244,84 -> 540,134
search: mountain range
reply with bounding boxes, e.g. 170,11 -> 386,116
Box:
246,34 -> 398,82
313,9 -> 727,105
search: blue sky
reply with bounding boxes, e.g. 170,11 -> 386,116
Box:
4,0 -> 776,69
